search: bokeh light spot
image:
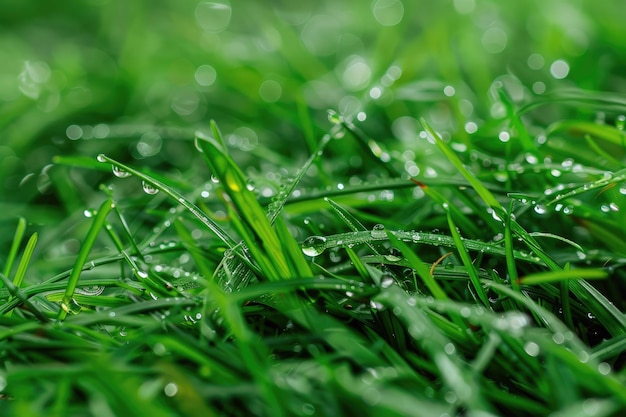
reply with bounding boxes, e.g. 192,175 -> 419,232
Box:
550,60 -> 569,79
372,0 -> 404,27
195,1 -> 232,33
195,65 -> 217,86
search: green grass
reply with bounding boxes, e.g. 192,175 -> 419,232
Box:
2,1 -> 626,416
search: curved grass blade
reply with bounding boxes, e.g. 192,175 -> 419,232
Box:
5,231 -> 38,317
545,168 -> 626,206
58,198 -> 114,321
546,120 -> 626,148
96,153 -> 237,250
301,229 -> 544,265
0,272 -> 49,322
262,176 -> 506,207
2,217 -> 26,277
11,232 -> 37,290
518,89 -> 626,115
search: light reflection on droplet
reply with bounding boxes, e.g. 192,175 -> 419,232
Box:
112,165 -> 131,178
142,181 -> 159,195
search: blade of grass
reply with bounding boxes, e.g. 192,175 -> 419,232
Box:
446,210 -> 490,307
96,153 -> 237,250
2,217 -> 26,277
386,230 -> 448,300
519,268 -> 607,285
497,88 -> 535,153
58,198 -> 114,321
0,272 -> 49,323
196,126 -> 291,280
504,202 -> 520,292
10,232 -> 37,290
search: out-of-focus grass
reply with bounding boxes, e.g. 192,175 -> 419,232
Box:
2,1 -> 626,416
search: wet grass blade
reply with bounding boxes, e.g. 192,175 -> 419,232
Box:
196,125 -> 291,280
96,153 -> 237,249
446,211 -> 489,307
58,198 -> 114,321
519,269 -> 607,285
386,230 -> 448,300
2,217 -> 26,277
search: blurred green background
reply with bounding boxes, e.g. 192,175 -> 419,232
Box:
1,0 -> 626,252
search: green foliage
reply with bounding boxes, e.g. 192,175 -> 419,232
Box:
2,1 -> 626,416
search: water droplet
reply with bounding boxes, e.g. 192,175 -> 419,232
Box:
533,204 -> 547,215
552,333 -> 565,344
112,165 -> 131,178
142,181 -> 159,195
371,224 -> 386,239
327,109 -> 341,124
370,300 -> 385,310
523,341 -> 540,357
164,382 -> 179,397
302,236 -> 327,257
96,154 -> 106,163
83,209 -> 94,218
443,343 -> 456,355
598,362 -> 611,375
381,276 -> 394,288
